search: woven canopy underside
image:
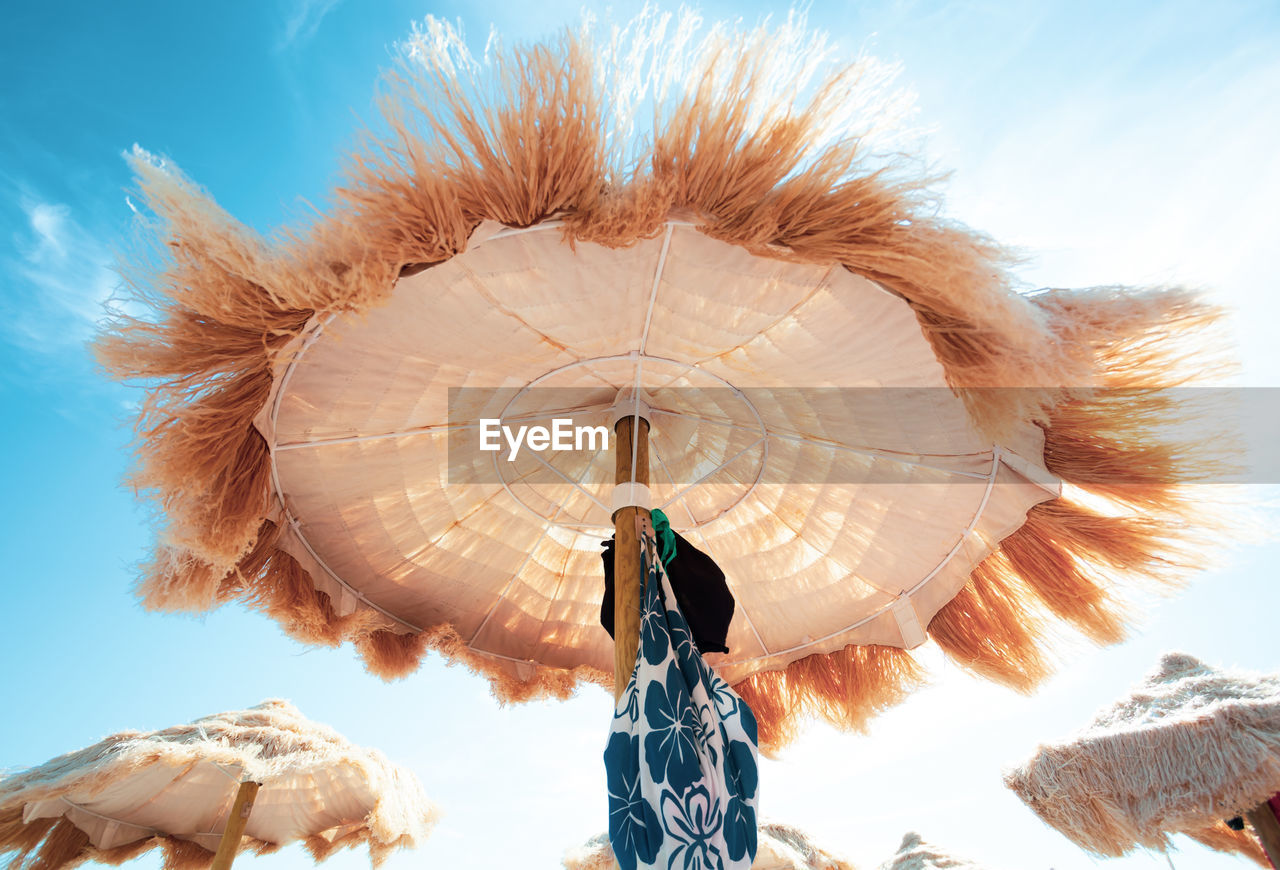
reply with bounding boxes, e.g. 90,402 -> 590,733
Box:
263,219 -> 1059,687
98,12 -> 1229,750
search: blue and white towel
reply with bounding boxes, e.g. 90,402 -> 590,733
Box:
604,536 -> 759,870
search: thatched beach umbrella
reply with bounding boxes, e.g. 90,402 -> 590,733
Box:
97,10 -> 1226,755
0,700 -> 436,869
1004,652 -> 1280,867
878,832 -> 988,870
564,821 -> 857,869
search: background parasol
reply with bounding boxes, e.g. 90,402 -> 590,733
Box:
0,700 -> 436,869
1004,651 -> 1279,866
2,2 -> 1275,868
95,11 -> 1231,752
565,821 -> 857,869
878,832 -> 989,870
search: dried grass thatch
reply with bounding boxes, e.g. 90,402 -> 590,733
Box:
96,11 -> 1233,750
564,822 -> 856,869
1004,652 -> 1278,865
878,832 -> 988,870
0,700 -> 437,869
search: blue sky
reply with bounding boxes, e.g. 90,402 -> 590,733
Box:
2,1 -> 1278,868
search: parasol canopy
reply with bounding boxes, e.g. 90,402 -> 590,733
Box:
565,821 -> 856,869
97,11 -> 1229,750
1004,651 -> 1280,865
0,699 -> 436,869
878,832 -> 988,870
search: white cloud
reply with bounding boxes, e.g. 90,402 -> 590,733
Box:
3,194 -> 119,352
919,25 -> 1280,381
23,201 -> 71,260
278,0 -> 344,51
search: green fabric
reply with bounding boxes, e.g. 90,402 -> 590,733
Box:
651,508 -> 677,565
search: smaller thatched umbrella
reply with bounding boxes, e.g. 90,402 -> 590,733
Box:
878,832 -> 988,870
1005,652 -> 1280,867
0,699 -> 436,869
564,821 -> 856,869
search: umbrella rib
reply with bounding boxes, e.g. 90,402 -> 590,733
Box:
266,312 -> 425,633
524,447 -> 611,514
114,760 -> 202,827
281,515 -> 422,632
273,364 -> 606,635
270,313 -> 336,429
526,499 -> 592,660
900,445 -> 1003,600
639,223 -> 673,356
58,797 -> 160,838
649,407 -> 992,478
466,441 -> 607,649
210,762 -> 243,782
656,437 -> 768,513
685,262 -> 837,369
748,489 -> 901,599
459,264 -> 580,359
274,403 -> 610,451
768,430 -> 992,479
486,218 -> 698,242
727,446 -> 1005,665
652,441 -> 772,658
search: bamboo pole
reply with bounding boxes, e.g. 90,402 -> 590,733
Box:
210,780 -> 260,870
612,414 -> 650,700
1246,801 -> 1280,868
612,414 -> 649,870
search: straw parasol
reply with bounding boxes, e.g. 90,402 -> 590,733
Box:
565,821 -> 857,869
878,832 -> 988,870
1004,652 -> 1280,866
96,11 -> 1228,752
0,699 -> 436,869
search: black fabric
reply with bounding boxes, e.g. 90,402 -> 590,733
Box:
600,531 -> 735,654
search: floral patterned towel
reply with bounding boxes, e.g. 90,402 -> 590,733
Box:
604,536 -> 759,870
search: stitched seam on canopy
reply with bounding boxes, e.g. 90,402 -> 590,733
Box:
726,445 -> 1004,665
274,403 -> 607,450
467,440 -> 607,650
650,408 -> 993,477
688,261 -> 838,370
651,443 -> 772,659
58,797 -> 162,838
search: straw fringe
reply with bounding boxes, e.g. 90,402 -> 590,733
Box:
1005,653 -> 1280,863
0,701 -> 436,869
927,556 -> 1052,692
97,12 -> 1235,745
926,285 -> 1232,690
732,645 -> 925,754
1185,823 -> 1268,867
0,810 -> 190,870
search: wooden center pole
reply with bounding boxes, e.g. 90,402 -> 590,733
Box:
1246,801 -> 1280,868
210,780 -> 260,870
611,415 -> 649,870
612,415 -> 650,701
